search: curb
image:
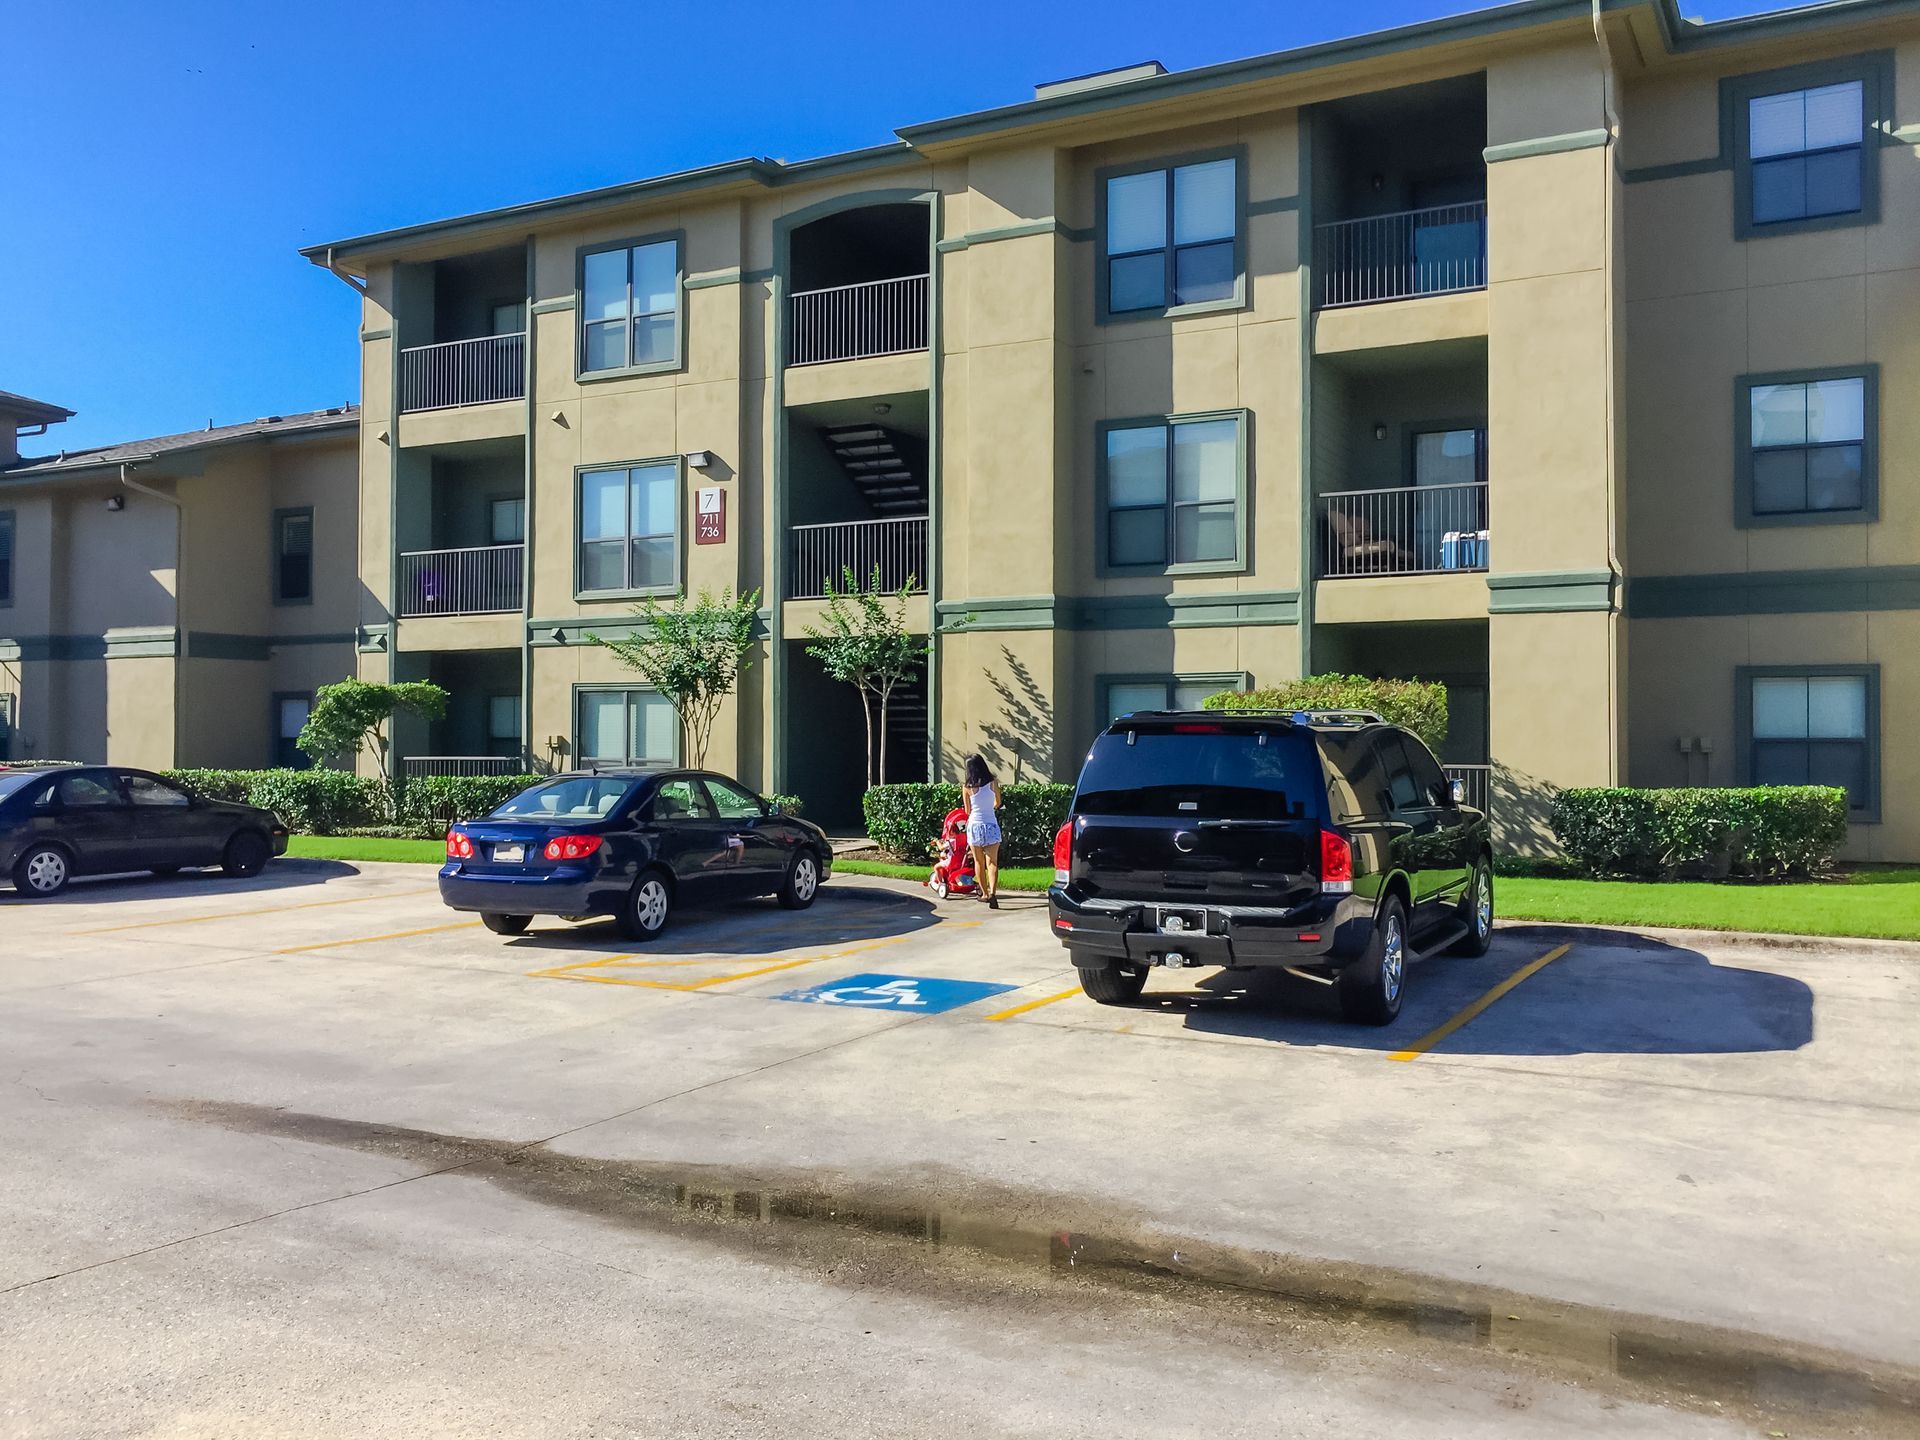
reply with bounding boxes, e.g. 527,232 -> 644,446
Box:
1496,917 -> 1920,956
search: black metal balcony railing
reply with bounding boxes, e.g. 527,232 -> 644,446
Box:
398,333 -> 526,412
787,274 -> 928,366
788,516 -> 928,599
401,755 -> 524,778
1313,201 -> 1488,309
1445,764 -> 1492,813
1319,482 -> 1489,579
397,544 -> 524,616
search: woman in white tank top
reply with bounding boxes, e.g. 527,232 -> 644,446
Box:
962,752 -> 1002,908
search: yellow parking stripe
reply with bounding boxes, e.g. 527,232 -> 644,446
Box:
1388,943 -> 1571,1062
983,985 -> 1083,1021
272,920 -> 483,955
73,889 -> 438,936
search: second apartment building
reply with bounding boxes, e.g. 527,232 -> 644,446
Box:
303,0 -> 1920,859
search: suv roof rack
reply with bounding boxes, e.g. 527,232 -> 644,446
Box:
1110,707 -> 1385,728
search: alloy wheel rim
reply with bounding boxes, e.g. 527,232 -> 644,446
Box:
794,858 -> 816,901
637,881 -> 668,929
1475,871 -> 1492,936
1382,918 -> 1404,1002
27,851 -> 65,892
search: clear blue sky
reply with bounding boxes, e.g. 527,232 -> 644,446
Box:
8,0 -> 1780,451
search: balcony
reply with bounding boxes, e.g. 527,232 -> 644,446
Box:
399,333 -> 525,413
401,755 -> 525,778
788,516 -> 928,600
787,275 -> 928,367
1319,482 -> 1488,579
1313,202 -> 1487,310
397,544 -> 524,617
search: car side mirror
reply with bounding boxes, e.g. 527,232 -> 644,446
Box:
1448,778 -> 1466,805
764,799 -> 783,816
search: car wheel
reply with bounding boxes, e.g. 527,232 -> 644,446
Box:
1338,895 -> 1408,1026
13,844 -> 71,898
482,913 -> 532,936
778,852 -> 820,910
1452,860 -> 1494,957
617,871 -> 672,941
1077,962 -> 1147,1006
221,831 -> 271,879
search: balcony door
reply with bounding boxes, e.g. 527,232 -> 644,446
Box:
1411,426 -> 1487,571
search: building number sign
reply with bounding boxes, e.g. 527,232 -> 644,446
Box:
695,486 -> 725,545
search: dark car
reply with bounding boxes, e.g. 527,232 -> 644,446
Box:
0,765 -> 289,898
439,767 -> 832,939
1047,710 -> 1492,1025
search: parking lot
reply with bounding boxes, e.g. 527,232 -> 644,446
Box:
4,859 -> 1918,1436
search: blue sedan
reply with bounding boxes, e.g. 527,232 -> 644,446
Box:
439,766 -> 831,940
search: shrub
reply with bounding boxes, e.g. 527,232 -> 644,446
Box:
863,781 -> 1073,862
396,774 -> 545,835
1551,786 -> 1848,881
765,793 -> 805,818
164,768 -> 386,836
1201,674 -> 1449,752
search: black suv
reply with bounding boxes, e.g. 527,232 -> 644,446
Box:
1047,710 -> 1492,1025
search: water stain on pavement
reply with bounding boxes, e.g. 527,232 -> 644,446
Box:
171,1098 -> 1920,1436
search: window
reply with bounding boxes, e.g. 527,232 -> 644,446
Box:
703,776 -> 766,820
1102,154 -> 1241,318
488,695 -> 521,759
650,778 -> 714,822
56,772 -> 123,808
274,508 -> 313,604
1102,414 -> 1244,572
578,462 -> 678,594
1102,676 -> 1241,724
0,510 -> 13,606
1742,669 -> 1879,817
490,497 -> 525,545
490,301 -> 526,336
122,772 -> 190,808
274,694 -> 311,770
1748,81 -> 1864,226
497,775 -> 635,821
1737,368 -> 1877,527
578,688 -> 677,767
579,236 -> 680,374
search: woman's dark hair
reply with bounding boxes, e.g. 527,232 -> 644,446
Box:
964,753 -> 994,789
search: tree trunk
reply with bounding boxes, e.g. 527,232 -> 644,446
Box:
861,690 -> 876,789
876,681 -> 892,787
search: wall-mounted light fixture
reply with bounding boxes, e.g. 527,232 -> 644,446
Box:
1373,423 -> 1388,442
684,450 -> 714,471
104,494 -> 126,511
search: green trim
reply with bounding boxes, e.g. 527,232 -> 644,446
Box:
684,268 -> 746,290
1734,663 -> 1880,823
1095,409 -> 1251,578
359,327 -> 393,342
1627,564 -> 1920,617
529,297 -> 574,315
1094,146 -> 1250,326
1621,155 -> 1730,184
1097,671 -> 1253,722
1483,128 -> 1610,164
1729,53 -> 1890,241
573,230 -> 687,382
1894,123 -> 1920,145
936,589 -> 1299,633
186,631 -> 354,661
934,219 -> 1063,253
1733,364 -> 1879,529
1486,569 -> 1617,614
0,628 -> 180,662
572,455 -> 686,601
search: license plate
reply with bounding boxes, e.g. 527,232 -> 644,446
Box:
492,843 -> 524,864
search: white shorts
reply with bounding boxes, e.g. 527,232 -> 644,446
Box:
966,819 -> 1001,847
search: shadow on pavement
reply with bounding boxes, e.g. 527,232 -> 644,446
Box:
1138,929 -> 1814,1057
501,883 -> 948,959
0,857 -> 365,907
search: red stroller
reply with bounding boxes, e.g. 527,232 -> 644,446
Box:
927,807 -> 978,900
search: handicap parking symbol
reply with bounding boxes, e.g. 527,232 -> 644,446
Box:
773,972 -> 1017,1014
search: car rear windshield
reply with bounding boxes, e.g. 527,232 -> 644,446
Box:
0,772 -> 43,804
491,776 -> 634,822
1074,726 -> 1319,820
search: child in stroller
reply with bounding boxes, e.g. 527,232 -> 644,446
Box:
926,806 -> 977,900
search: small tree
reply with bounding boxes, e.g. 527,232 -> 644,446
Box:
803,566 -> 929,788
297,678 -> 448,808
589,588 -> 760,767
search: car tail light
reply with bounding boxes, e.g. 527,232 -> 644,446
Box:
445,830 -> 473,860
1052,821 -> 1073,885
543,835 -> 604,862
1319,829 -> 1353,895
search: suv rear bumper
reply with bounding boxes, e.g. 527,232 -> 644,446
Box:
1047,888 -> 1376,972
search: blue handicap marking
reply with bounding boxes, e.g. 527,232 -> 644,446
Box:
772,972 -> 1018,1014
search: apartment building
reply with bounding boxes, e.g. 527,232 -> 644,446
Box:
301,0 -> 1920,860
0,396 -> 360,769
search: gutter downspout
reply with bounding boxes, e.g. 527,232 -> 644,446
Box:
1594,0 -> 1625,785
117,463 -> 187,766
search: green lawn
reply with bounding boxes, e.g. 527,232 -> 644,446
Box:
286,836 -> 1919,940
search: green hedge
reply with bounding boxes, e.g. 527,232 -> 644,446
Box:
164,768 -> 386,836
1550,786 -> 1848,881
863,782 -> 1073,862
1201,674 -> 1448,751
396,774 -> 545,834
